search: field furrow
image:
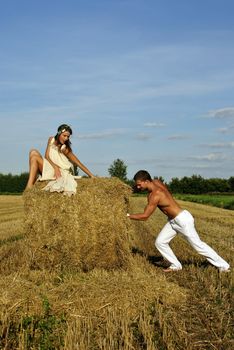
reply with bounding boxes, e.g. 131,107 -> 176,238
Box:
0,195 -> 233,350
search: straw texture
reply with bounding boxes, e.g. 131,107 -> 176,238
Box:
23,177 -> 133,272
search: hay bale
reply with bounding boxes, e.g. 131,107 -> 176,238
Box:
23,178 -> 133,272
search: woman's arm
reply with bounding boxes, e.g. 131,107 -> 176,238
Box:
66,151 -> 94,177
44,137 -> 61,179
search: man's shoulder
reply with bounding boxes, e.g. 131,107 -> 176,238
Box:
149,187 -> 162,201
152,181 -> 164,191
150,186 -> 167,203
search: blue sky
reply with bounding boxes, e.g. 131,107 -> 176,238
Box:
1,0 -> 234,181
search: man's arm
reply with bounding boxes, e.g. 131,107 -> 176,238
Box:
128,194 -> 159,221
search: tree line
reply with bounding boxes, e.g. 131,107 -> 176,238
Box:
0,173 -> 29,193
168,174 -> 234,194
108,159 -> 234,194
0,159 -> 233,194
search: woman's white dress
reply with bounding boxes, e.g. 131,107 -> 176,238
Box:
39,138 -> 78,196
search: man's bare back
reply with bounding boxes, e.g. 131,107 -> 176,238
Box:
127,170 -> 230,273
149,180 -> 182,219
128,178 -> 182,221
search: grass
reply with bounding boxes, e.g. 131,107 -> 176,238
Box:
134,192 -> 234,210
174,193 -> 234,210
0,195 -> 24,240
0,195 -> 233,349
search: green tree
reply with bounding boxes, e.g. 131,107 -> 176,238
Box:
205,178 -> 230,193
73,165 -> 79,176
108,159 -> 127,182
168,175 -> 230,194
154,176 -> 165,183
228,176 -> 234,192
168,177 -> 183,193
0,172 -> 28,193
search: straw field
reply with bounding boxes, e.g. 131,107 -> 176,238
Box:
0,180 -> 233,350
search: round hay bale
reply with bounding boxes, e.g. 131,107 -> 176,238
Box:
23,178 -> 133,272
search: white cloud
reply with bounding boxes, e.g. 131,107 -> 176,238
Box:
167,134 -> 190,140
188,153 -> 226,161
200,142 -> 234,148
217,125 -> 234,134
77,129 -> 125,140
144,122 -> 166,128
206,107 -> 234,119
135,133 -> 152,141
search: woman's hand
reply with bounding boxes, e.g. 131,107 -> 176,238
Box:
54,166 -> 61,179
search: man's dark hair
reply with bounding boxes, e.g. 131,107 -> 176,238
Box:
133,170 -> 152,182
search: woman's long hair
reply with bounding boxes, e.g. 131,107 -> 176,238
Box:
55,124 -> 73,152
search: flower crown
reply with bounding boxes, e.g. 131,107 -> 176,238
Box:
58,128 -> 70,135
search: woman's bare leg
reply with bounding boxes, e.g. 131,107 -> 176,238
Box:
25,149 -> 43,189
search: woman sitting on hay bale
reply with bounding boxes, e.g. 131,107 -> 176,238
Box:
25,124 -> 94,195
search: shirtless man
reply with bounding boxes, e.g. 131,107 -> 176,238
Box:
127,170 -> 230,272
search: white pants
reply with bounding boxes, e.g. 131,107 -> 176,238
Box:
155,210 -> 230,270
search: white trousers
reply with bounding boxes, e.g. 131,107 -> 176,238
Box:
155,210 -> 230,270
